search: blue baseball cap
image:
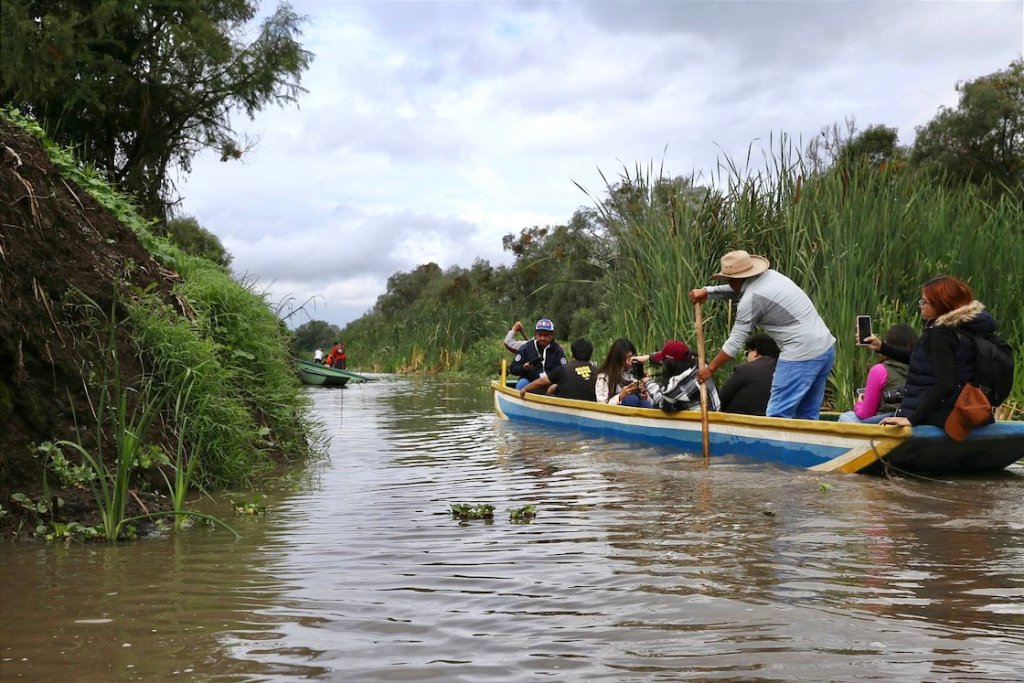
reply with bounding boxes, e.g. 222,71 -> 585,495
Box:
535,318 -> 554,332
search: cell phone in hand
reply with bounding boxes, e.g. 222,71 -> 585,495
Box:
856,315 -> 873,344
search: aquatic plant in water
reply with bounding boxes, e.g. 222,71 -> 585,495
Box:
450,503 -> 495,521
508,505 -> 537,524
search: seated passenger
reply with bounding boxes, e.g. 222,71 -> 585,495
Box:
718,333 -> 780,415
595,338 -> 653,408
323,341 -> 341,367
839,324 -> 917,423
509,318 -> 567,391
636,340 -> 720,412
520,338 -> 597,401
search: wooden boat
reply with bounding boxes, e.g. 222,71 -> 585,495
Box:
297,362 -> 350,387
295,359 -> 370,384
491,380 -> 1024,475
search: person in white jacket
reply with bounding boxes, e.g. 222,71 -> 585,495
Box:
595,338 -> 653,407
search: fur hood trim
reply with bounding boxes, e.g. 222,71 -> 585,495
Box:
933,300 -> 985,328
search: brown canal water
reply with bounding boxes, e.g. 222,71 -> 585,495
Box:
2,376 -> 1023,682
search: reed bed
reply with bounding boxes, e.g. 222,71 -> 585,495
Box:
595,139 -> 1023,411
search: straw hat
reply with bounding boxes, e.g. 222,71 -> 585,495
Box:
711,250 -> 770,280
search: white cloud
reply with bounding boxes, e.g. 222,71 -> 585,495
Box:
176,0 -> 1024,329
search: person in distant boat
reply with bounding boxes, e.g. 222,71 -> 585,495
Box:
509,318 -> 567,391
839,324 -> 916,423
635,340 -> 720,412
717,333 -> 780,416
596,338 -> 653,407
689,250 -> 836,420
869,276 -> 999,432
520,338 -> 597,401
313,348 -> 324,364
324,341 -> 344,369
335,341 -> 347,369
503,320 -> 527,354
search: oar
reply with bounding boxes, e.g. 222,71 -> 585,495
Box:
694,302 -> 711,464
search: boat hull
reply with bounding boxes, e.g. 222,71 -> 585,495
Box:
865,423 -> 1024,474
298,364 -> 350,387
295,359 -> 369,383
492,382 -> 1023,475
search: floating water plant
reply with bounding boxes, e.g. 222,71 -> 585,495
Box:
508,505 -> 537,524
450,503 -> 494,521
231,496 -> 269,515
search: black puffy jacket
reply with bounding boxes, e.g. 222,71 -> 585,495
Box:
885,301 -> 997,428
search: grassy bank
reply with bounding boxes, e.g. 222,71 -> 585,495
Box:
1,109 -> 319,539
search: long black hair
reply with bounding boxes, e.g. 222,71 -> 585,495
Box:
657,354 -> 697,388
598,338 -> 637,391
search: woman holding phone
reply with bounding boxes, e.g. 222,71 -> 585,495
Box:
595,338 -> 653,407
861,276 -> 998,430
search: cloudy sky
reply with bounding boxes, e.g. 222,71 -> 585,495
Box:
176,0 -> 1023,329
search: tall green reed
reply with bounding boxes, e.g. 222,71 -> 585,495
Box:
595,136 -> 1023,411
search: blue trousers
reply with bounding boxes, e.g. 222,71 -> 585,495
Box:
766,346 -> 835,420
620,394 -> 654,409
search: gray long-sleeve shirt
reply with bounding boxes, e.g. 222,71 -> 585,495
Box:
706,269 -> 835,361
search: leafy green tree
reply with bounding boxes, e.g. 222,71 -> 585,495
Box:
293,320 -> 343,353
0,0 -> 312,219
375,263 -> 445,318
163,216 -> 232,268
911,58 -> 1024,194
837,124 -> 905,169
500,209 -> 612,341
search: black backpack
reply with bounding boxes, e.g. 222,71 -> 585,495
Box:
959,330 -> 1015,407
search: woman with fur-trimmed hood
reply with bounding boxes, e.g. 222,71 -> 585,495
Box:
860,275 -> 998,430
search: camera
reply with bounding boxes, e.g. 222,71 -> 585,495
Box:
631,359 -> 646,379
882,387 -> 904,404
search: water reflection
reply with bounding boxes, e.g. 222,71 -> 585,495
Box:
2,376 -> 1022,682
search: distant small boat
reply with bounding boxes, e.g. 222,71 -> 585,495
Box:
492,380 -> 1024,475
295,359 -> 371,384
297,362 -> 350,387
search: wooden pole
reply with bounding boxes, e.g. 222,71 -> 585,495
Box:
695,302 -> 711,464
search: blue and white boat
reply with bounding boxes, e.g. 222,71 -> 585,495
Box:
491,381 -> 1024,475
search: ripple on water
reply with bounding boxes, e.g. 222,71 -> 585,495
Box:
2,378 -> 1023,682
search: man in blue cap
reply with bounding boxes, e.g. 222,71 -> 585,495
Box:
509,318 -> 567,391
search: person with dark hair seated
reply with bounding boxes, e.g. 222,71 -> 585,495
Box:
839,324 -> 917,423
520,338 -> 597,401
635,340 -> 720,412
595,338 -> 653,407
717,333 -> 780,415
509,318 -> 567,391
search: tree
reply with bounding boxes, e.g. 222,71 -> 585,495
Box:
293,320 -> 343,352
0,0 -> 313,219
500,209 -> 611,340
911,58 -> 1024,195
837,124 -> 904,170
164,216 -> 232,268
